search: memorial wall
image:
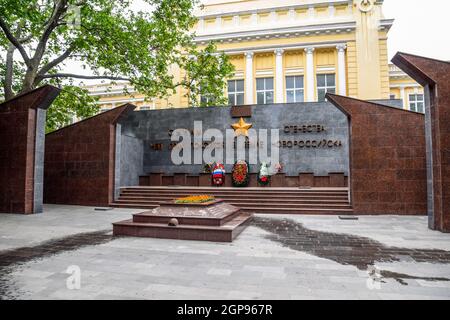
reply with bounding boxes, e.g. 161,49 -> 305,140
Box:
119,102 -> 351,178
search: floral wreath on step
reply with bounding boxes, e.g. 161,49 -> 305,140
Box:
258,162 -> 271,186
232,160 -> 250,187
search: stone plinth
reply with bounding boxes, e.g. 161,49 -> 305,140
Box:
113,200 -> 252,242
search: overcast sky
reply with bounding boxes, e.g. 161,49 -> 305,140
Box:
384,0 -> 450,60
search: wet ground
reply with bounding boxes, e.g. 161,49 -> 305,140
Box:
253,217 -> 450,285
0,205 -> 449,300
0,230 -> 113,299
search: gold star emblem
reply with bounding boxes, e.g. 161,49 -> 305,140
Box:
231,117 -> 252,137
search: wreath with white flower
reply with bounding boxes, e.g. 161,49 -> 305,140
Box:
257,162 -> 271,186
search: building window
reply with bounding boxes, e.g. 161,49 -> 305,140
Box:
228,80 -> 244,106
286,76 -> 304,103
256,77 -> 274,104
317,73 -> 336,102
409,94 -> 424,113
390,94 -> 396,100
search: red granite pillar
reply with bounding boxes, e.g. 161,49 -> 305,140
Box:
392,52 -> 450,232
326,93 -> 427,216
44,104 -> 136,207
0,85 -> 60,214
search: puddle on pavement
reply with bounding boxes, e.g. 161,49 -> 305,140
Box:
0,230 -> 113,299
252,217 -> 450,285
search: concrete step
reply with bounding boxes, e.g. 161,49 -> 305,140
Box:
120,189 -> 348,196
120,193 -> 348,200
122,186 -> 348,192
118,195 -> 350,203
111,203 -> 353,215
113,187 -> 352,215
114,199 -> 351,209
239,207 -> 354,215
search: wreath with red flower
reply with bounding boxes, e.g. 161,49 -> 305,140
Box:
258,175 -> 270,186
257,162 -> 271,186
232,160 -> 250,187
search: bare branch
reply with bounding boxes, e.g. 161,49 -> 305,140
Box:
37,44 -> 76,79
19,0 -> 69,91
0,17 -> 31,66
41,0 -> 58,28
33,0 -> 69,65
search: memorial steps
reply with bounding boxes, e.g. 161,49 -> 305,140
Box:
111,187 -> 353,215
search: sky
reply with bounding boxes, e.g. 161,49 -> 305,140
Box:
383,0 -> 450,60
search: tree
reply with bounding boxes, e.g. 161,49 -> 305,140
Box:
0,0 -> 234,132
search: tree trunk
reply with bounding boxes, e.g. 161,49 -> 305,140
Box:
3,44 -> 15,100
20,66 -> 38,95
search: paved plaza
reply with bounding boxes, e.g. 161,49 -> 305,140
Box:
0,205 -> 449,300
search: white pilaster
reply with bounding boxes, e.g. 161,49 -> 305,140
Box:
245,52 -> 254,105
305,47 -> 315,102
198,18 -> 204,32
191,78 -> 198,107
270,11 -> 277,23
233,15 -> 239,27
215,16 -> 222,29
308,6 -> 315,19
288,9 -> 296,22
347,2 -> 353,15
400,87 -> 407,109
336,44 -> 347,96
275,49 -> 284,103
251,12 -> 257,26
329,4 -> 335,17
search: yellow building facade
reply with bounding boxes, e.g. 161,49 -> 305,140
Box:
86,0 -> 424,113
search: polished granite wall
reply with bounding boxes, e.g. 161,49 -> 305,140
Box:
120,102 -> 352,177
393,52 -> 450,231
327,94 -> 427,216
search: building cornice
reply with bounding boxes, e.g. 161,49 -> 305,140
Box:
220,40 -> 349,55
379,18 -> 394,31
88,88 -> 136,97
95,97 -> 146,105
195,21 -> 356,44
389,83 -> 422,89
197,0 -> 352,19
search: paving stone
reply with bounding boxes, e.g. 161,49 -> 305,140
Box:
207,268 -> 232,276
1,205 -> 450,299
